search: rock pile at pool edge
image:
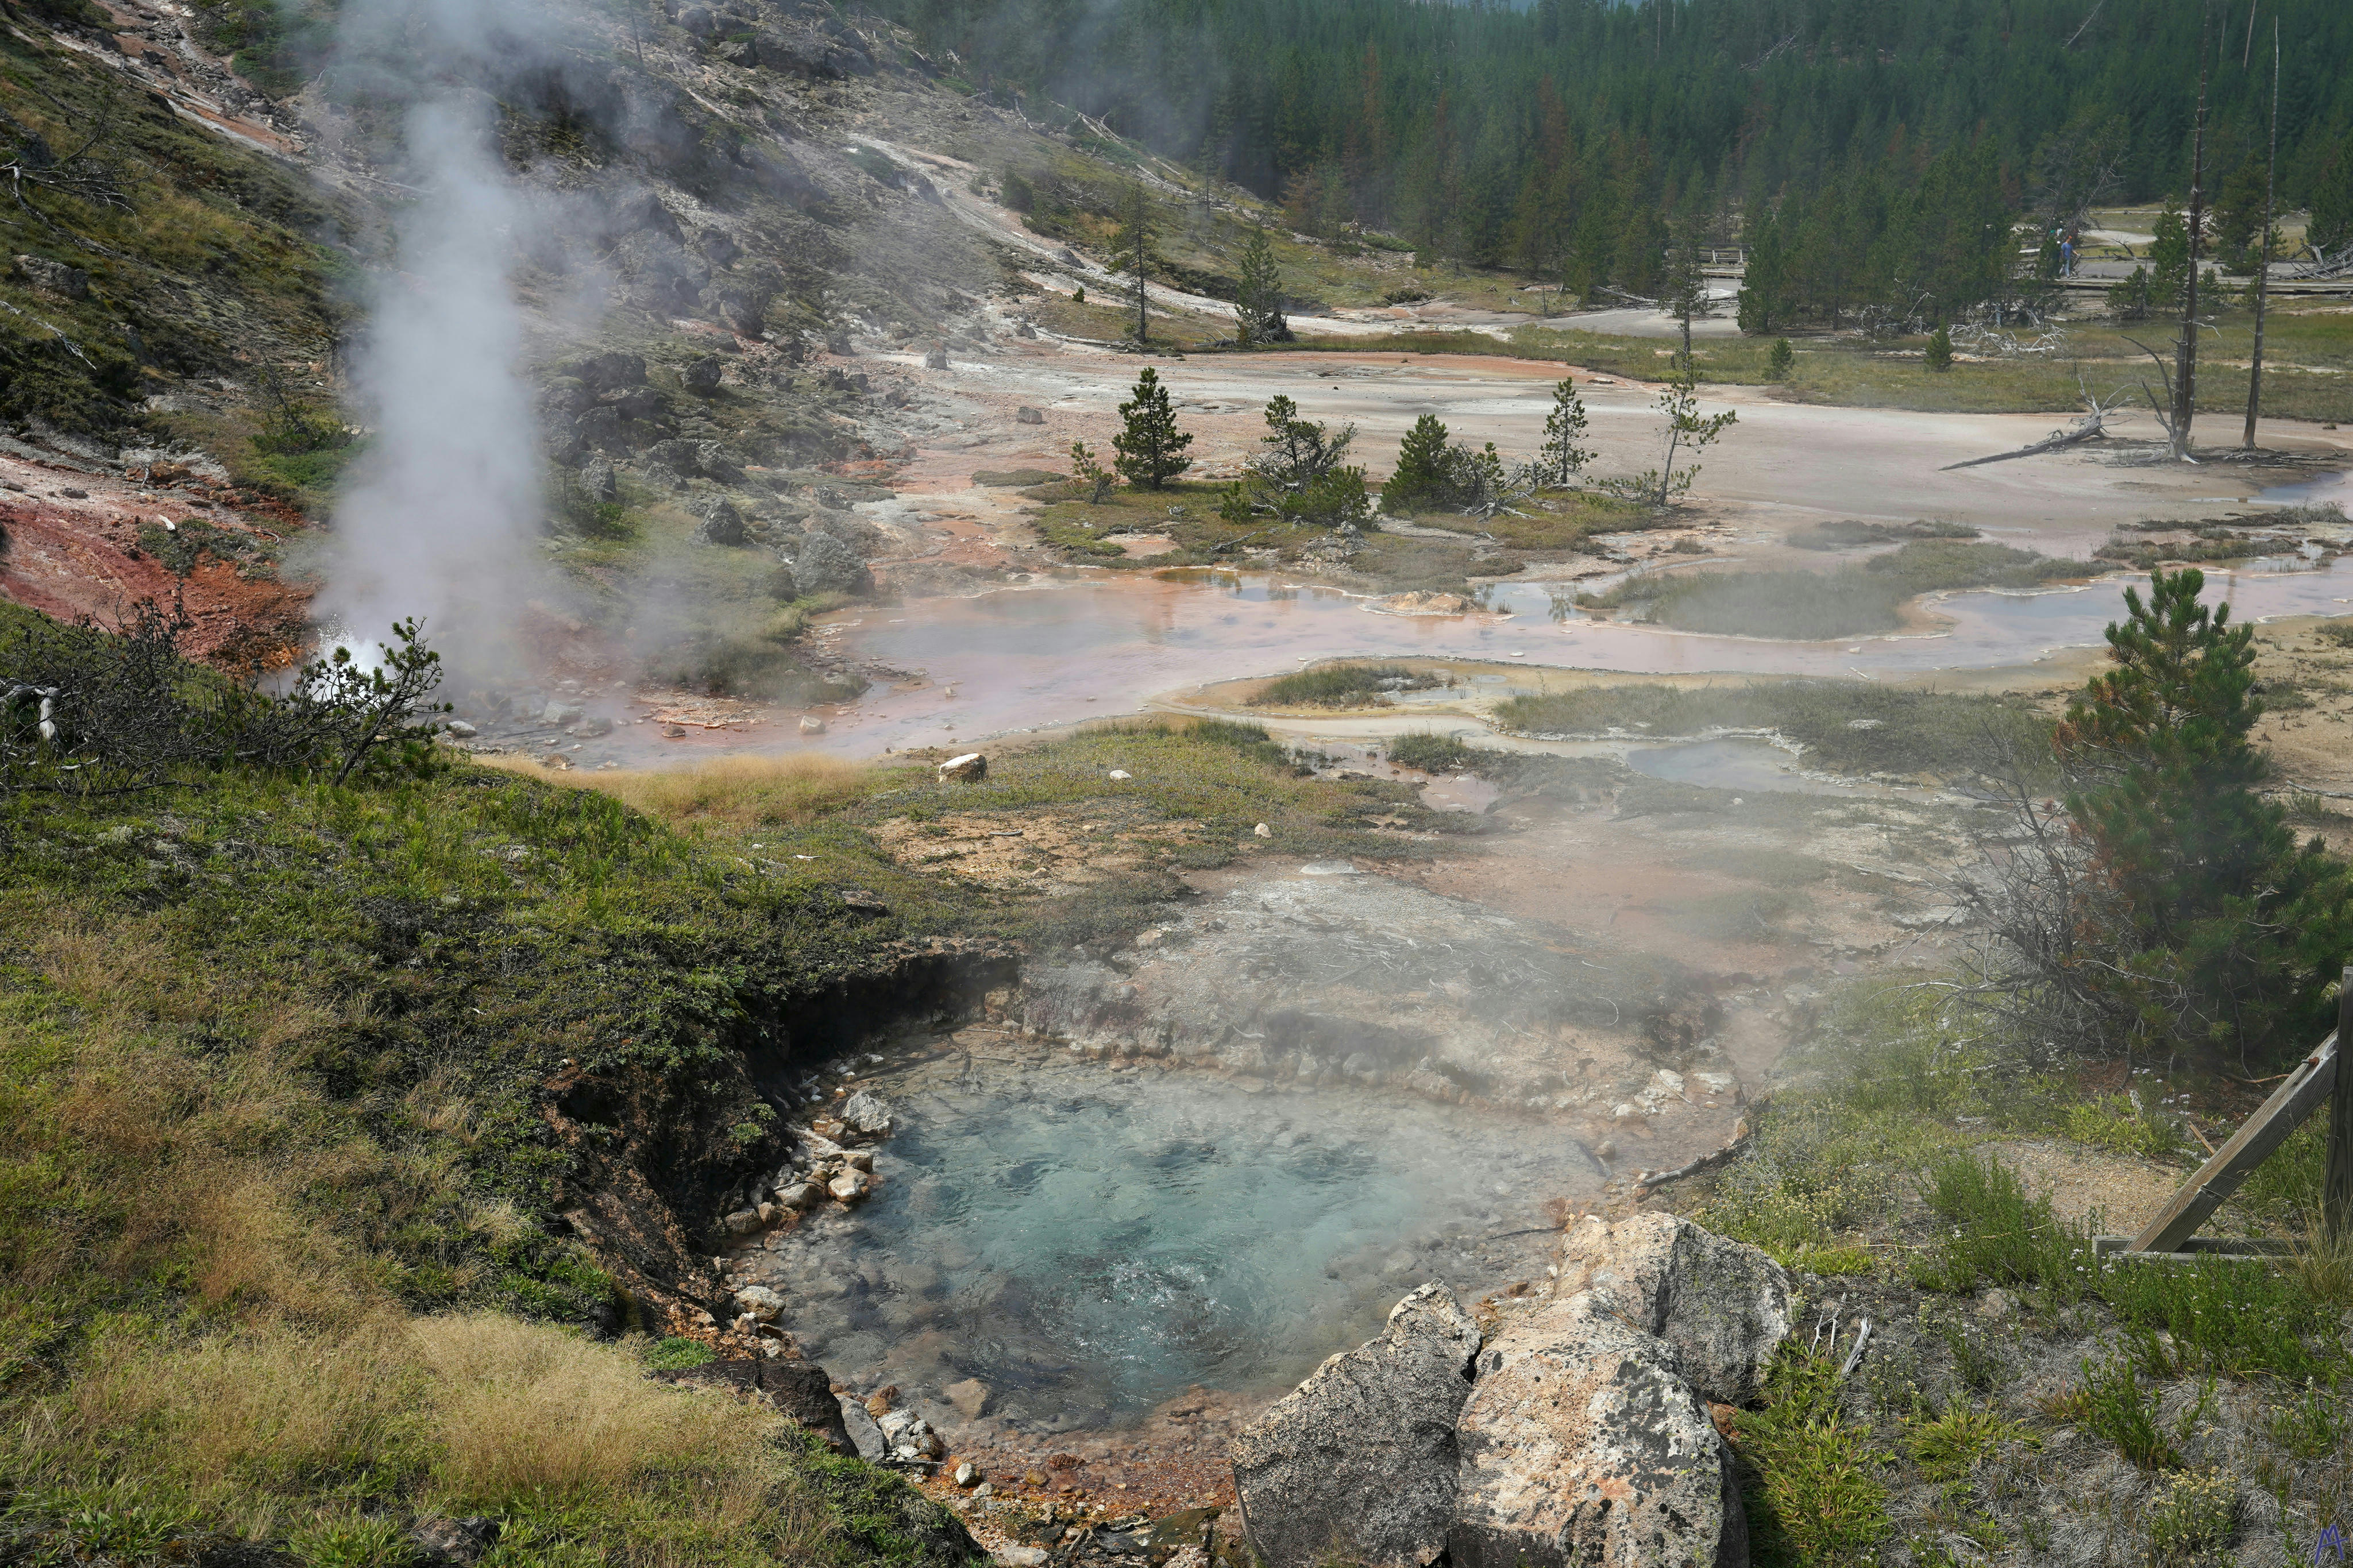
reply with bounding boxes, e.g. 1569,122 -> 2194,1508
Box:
1230,1213 -> 1790,1568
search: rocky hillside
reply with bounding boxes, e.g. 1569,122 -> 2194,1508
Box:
0,0 -> 1379,687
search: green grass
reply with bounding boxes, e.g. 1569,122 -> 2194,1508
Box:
1249,663 -> 1438,709
1903,1405 -> 2038,1485
1384,733 -> 1478,774
1738,1347 -> 1892,1567
1914,1148 -> 2346,1382
1577,541 -> 2094,639
1492,679 -> 2054,782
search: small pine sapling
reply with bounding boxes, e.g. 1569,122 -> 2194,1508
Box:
1766,337 -> 1794,381
1926,325 -> 1954,372
1380,412 -> 1455,515
1069,441 -> 1115,503
1537,378 -> 1592,486
1110,368 -> 1193,491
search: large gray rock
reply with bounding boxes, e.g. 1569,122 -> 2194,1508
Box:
839,1090 -> 894,1137
694,496 -> 746,545
792,528 -> 871,596
1232,1283 -> 1482,1568
1554,1213 -> 1789,1405
1451,1297 -> 1745,1568
838,1393 -> 889,1462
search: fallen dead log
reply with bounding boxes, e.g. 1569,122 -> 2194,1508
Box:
1631,1097 -> 1769,1195
1939,408 -> 2115,470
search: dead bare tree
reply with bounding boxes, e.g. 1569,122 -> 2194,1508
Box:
2170,47 -> 2212,461
1,102 -> 132,252
2243,18 -> 2279,450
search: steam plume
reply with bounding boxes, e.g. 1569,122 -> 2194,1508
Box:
322,5 -> 552,672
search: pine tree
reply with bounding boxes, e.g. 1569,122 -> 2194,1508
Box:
1925,325 -> 1953,371
2053,567 -> 2353,1067
1249,394 -> 1351,489
1380,413 -> 1455,515
2312,130 -> 2353,256
1235,226 -> 1290,346
1765,338 -> 1794,380
1737,209 -> 1792,335
1536,379 -> 1591,486
1112,368 -> 1192,491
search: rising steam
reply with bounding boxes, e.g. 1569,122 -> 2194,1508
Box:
322,2 -> 554,673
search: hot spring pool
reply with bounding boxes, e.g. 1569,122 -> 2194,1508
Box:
748,1048 -> 1604,1431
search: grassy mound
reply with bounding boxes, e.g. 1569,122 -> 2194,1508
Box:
1384,733 -> 1478,773
1251,663 -> 1440,708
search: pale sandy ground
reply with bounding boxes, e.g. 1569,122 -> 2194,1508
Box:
877,338 -> 2351,566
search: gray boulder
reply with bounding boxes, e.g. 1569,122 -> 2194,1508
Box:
1232,1283 -> 1483,1568
1451,1297 -> 1745,1568
578,458 -> 618,504
792,528 -> 871,596
694,496 -> 746,545
839,1090 -> 894,1137
14,254 -> 88,300
839,1394 -> 889,1462
681,354 -> 726,392
576,351 -> 647,392
1553,1213 -> 1789,1405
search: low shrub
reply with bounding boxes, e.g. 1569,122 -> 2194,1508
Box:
1385,733 -> 1476,773
1738,1347 -> 1892,1566
1250,663 -> 1437,708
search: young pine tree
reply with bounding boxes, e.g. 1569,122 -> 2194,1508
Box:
2054,567 -> 2353,1069
1111,368 -> 1192,490
1925,325 -> 1953,372
1249,394 -> 1351,489
1235,226 -> 1291,346
1765,338 -> 1795,380
1380,413 -> 1455,515
1536,379 -> 1591,486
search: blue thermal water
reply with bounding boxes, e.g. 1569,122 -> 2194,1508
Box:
758,1055 -> 1600,1428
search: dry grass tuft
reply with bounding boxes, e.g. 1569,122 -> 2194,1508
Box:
25,1314 -> 808,1551
414,1314 -> 777,1510
47,1317 -> 426,1519
495,752 -> 875,832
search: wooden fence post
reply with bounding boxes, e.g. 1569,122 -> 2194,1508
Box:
2331,965 -> 2353,1244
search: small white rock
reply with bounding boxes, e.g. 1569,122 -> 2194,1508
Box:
1106,769 -> 1131,781
1253,822 -> 1271,838
442,720 -> 477,739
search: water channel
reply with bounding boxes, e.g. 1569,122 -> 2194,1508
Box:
812,543 -> 2353,756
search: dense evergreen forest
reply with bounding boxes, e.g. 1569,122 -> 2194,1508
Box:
883,0 -> 2353,311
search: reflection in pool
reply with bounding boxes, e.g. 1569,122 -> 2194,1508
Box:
757,1052 -> 1602,1429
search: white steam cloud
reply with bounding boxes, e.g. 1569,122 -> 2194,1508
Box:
322,0 -> 564,672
